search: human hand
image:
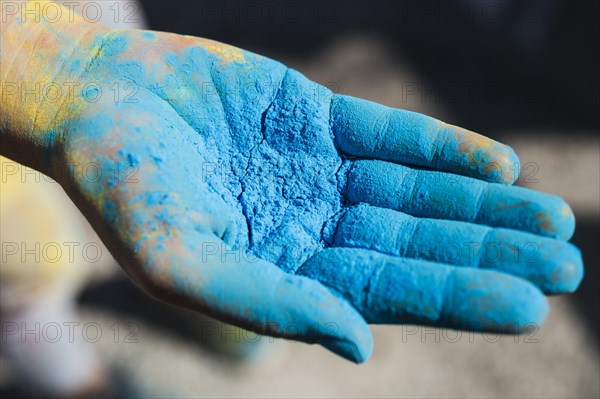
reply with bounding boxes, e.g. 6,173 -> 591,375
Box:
3,27 -> 583,363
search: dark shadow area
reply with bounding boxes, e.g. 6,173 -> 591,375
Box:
140,0 -> 599,135
569,218 -> 600,342
77,276 -> 266,362
0,386 -> 27,399
78,276 -> 198,340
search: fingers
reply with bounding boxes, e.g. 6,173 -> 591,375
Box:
298,248 -> 549,331
331,95 -> 519,184
342,160 -> 575,240
330,205 -> 583,294
139,233 -> 373,364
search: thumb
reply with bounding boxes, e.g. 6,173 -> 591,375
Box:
136,233 -> 373,363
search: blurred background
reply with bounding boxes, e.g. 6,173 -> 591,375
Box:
1,0 -> 598,397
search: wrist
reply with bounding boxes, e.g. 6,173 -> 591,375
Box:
1,1 -> 110,173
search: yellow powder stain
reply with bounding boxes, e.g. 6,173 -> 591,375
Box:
534,211 -> 555,234
193,38 -> 249,70
443,123 -> 514,182
455,128 -> 494,154
1,0 -> 102,137
206,43 -> 247,67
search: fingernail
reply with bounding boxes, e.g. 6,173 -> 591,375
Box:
321,338 -> 372,364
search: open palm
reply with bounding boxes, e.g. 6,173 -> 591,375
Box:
50,30 -> 582,362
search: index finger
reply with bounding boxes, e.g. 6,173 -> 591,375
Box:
331,95 -> 520,184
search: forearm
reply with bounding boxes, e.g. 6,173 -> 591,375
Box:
0,0 -> 109,171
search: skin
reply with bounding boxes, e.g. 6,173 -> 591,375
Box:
0,2 -> 583,363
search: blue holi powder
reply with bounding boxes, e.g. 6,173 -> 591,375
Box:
126,152 -> 139,166
344,160 -> 575,240
55,31 -> 582,360
100,34 -> 129,57
82,85 -> 101,102
331,95 -> 520,184
300,248 -> 549,331
94,37 -> 344,273
332,204 -> 583,294
103,200 -> 118,224
69,60 -> 81,74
